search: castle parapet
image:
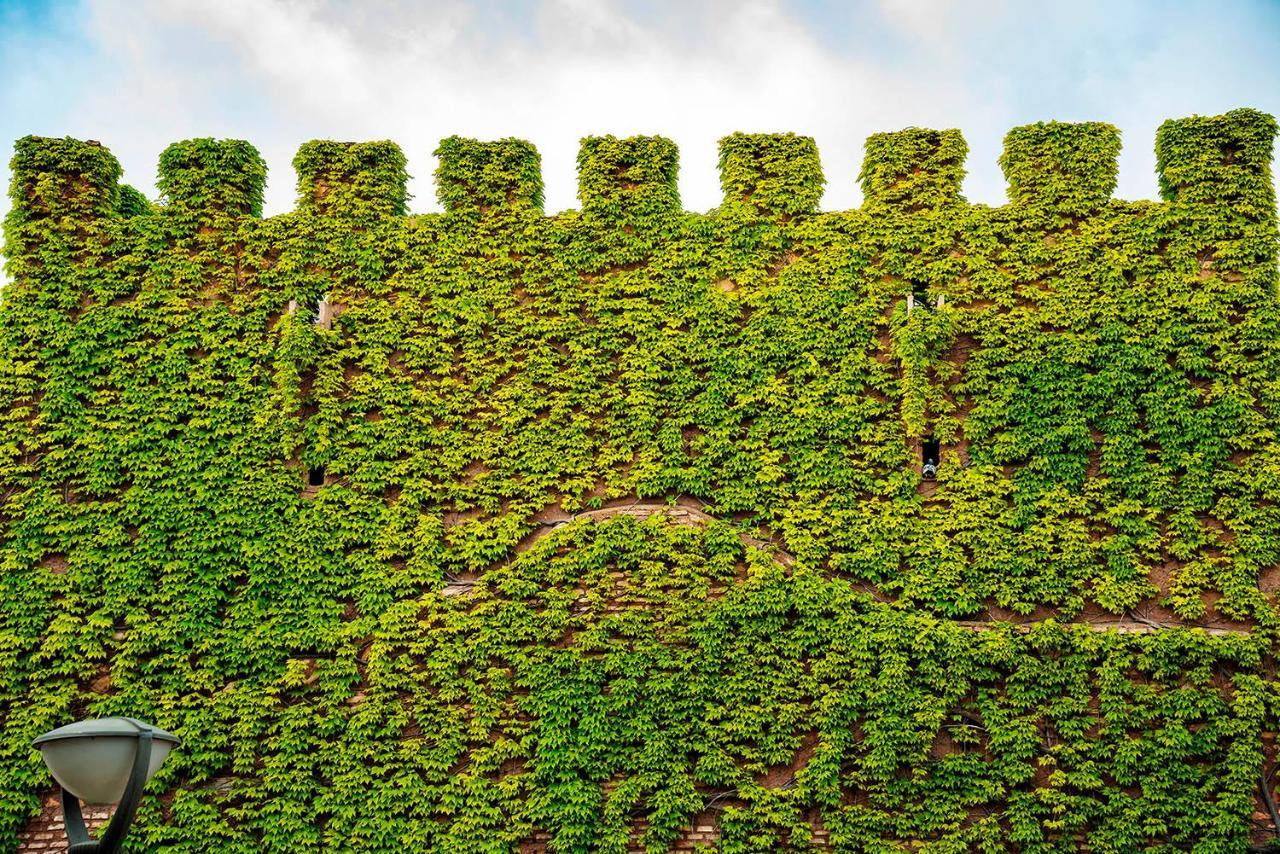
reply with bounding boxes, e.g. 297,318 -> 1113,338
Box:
717,133 -> 823,217
295,140 -> 407,218
434,137 -> 542,216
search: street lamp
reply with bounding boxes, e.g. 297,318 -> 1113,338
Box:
32,717 -> 180,854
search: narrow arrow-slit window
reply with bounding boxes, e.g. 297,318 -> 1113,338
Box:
922,437 -> 940,479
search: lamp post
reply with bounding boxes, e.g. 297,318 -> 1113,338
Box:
32,717 -> 180,854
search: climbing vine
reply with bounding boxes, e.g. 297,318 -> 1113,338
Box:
0,108 -> 1278,851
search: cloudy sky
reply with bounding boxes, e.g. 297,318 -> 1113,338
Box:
1,0 -> 1278,219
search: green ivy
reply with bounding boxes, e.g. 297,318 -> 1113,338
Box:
295,141 -> 409,218
435,137 -> 542,215
0,108 -> 1278,852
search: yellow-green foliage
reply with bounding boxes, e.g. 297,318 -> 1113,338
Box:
0,108 -> 1278,852
434,137 -> 542,216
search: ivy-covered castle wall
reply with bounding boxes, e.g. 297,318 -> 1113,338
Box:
1,108 -> 1278,852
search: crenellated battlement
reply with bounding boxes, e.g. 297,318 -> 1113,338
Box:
2,106 -> 1274,622
6,109 -> 1276,228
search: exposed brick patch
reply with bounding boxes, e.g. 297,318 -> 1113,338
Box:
17,789 -> 110,853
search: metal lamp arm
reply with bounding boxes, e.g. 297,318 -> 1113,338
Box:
60,788 -> 92,852
98,730 -> 152,854
63,730 -> 153,854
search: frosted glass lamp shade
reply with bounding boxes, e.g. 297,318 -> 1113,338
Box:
33,717 -> 180,805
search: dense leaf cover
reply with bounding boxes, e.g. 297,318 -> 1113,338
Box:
1,109 -> 1278,851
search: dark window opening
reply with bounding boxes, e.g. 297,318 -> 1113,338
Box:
295,296 -> 323,325
308,466 -> 326,487
910,280 -> 930,312
921,437 -> 940,480
289,294 -> 330,328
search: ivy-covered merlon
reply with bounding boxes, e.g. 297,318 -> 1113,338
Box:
1,108 -> 1279,852
999,121 -> 1120,214
434,136 -> 542,215
157,137 -> 266,221
577,134 -> 680,219
1156,107 -> 1277,212
9,136 -> 122,222
859,127 -> 966,211
717,132 -> 823,217
295,140 -> 409,218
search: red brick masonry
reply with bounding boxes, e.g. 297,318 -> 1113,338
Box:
17,791 -> 109,853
